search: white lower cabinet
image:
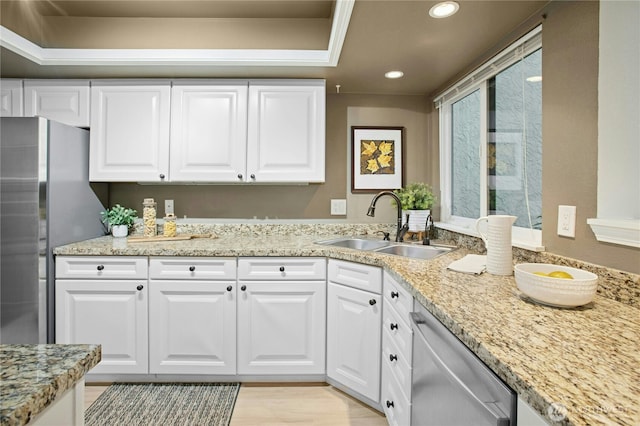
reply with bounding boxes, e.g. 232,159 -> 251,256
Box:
55,256 -> 149,375
237,258 -> 326,375
30,378 -> 84,426
55,279 -> 149,374
148,257 -> 237,375
381,361 -> 412,426
149,281 -> 236,375
382,271 -> 414,426
327,259 -> 382,403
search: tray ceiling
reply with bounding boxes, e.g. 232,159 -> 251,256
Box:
0,0 -> 550,95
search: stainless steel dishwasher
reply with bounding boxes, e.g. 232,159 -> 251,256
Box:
410,303 -> 516,425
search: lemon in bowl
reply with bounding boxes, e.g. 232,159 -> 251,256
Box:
514,263 -> 598,308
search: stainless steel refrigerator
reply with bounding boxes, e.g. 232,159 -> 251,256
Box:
1,117 -> 107,343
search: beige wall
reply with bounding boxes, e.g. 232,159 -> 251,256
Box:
109,93 -> 432,222
40,17 -> 330,49
424,1 -> 639,274
0,1 -> 44,45
109,1 -> 639,274
540,1 -> 638,274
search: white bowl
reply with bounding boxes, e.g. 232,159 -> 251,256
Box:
514,263 -> 598,308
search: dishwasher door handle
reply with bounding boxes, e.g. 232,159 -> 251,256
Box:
410,312 -> 510,425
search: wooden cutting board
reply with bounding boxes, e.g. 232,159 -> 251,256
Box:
127,234 -> 214,243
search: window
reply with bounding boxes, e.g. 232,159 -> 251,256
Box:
437,27 -> 543,249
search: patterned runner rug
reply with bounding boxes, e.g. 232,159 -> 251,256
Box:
85,383 -> 240,426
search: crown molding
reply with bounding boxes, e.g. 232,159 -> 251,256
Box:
0,0 -> 354,68
587,218 -> 640,248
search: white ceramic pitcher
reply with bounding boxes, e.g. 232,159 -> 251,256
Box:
475,215 -> 517,275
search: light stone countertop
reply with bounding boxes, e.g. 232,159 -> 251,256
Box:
0,344 -> 101,426
53,234 -> 640,426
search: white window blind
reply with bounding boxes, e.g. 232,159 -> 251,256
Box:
434,26 -> 542,109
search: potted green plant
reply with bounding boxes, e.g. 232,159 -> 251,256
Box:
393,182 -> 436,232
100,204 -> 137,238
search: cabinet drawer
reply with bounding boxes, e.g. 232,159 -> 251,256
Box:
56,256 -> 147,279
149,257 -> 236,280
238,258 -> 325,280
328,259 -> 381,294
383,271 -> 413,326
383,327 -> 412,401
382,361 -> 411,426
383,300 -> 413,364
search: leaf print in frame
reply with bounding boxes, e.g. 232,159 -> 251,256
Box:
359,140 -> 395,175
351,126 -> 404,193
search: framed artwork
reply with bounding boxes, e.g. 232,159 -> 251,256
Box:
351,126 -> 404,193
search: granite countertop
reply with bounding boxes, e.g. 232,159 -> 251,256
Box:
0,344 -> 101,426
54,234 -> 640,425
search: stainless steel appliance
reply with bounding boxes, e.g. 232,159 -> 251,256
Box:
410,302 -> 516,425
1,117 -> 107,343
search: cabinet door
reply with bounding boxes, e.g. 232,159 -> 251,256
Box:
149,280 -> 236,374
24,80 -> 90,127
170,83 -> 248,182
237,281 -> 326,375
90,82 -> 170,182
55,280 -> 148,374
327,282 -> 381,402
247,81 -> 325,182
1,79 -> 23,117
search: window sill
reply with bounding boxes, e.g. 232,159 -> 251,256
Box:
587,218 -> 640,248
436,222 -> 545,252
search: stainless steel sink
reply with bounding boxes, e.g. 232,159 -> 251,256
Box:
316,237 -> 392,251
374,244 -> 453,260
315,237 -> 454,260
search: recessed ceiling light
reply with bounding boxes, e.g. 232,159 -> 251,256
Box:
385,71 -> 404,79
526,76 -> 543,82
429,1 -> 459,18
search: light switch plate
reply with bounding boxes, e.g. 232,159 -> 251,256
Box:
165,199 -> 174,216
331,199 -> 347,215
557,205 -> 576,237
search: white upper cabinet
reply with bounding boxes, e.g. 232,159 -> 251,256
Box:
89,81 -> 171,182
247,80 -> 325,182
88,79 -> 325,183
0,79 -> 23,117
24,80 -> 90,127
170,82 -> 248,182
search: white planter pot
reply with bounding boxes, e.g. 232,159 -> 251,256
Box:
111,225 -> 128,238
403,209 -> 431,232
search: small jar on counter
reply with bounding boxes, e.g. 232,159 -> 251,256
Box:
163,214 -> 177,237
142,198 -> 157,237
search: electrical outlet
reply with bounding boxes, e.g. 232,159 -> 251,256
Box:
165,199 -> 174,216
557,205 -> 576,237
331,199 -> 347,215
